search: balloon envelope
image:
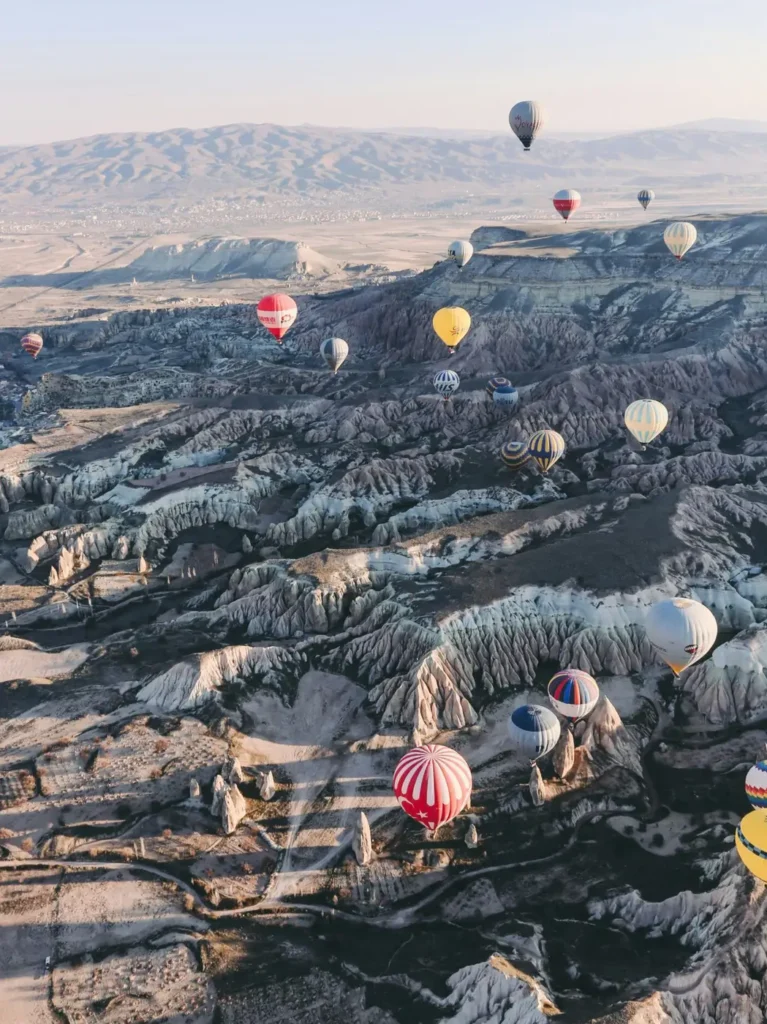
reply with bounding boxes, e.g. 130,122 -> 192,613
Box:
20,333 -> 43,359
493,384 -> 519,408
638,188 -> 655,210
320,337 -> 349,373
448,240 -> 473,268
736,810 -> 767,882
664,222 -> 697,260
392,744 -> 472,831
553,189 -> 581,221
500,440 -> 530,470
509,101 -> 544,151
434,369 -> 460,399
486,376 -> 511,397
645,598 -> 717,675
509,704 -> 561,760
548,669 -> 600,720
624,399 -> 669,446
257,294 -> 297,342
433,307 -> 471,350
527,429 -> 565,473
746,761 -> 767,809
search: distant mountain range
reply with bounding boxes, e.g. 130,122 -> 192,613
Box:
2,120 -> 767,205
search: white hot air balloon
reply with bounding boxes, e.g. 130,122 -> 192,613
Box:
645,598 -> 718,675
447,240 -> 473,268
433,369 -> 460,400
664,222 -> 697,260
320,337 -> 349,374
509,101 -> 544,151
624,399 -> 669,447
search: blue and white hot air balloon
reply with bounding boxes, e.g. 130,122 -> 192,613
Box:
492,384 -> 519,409
433,369 -> 460,401
637,188 -> 655,211
509,704 -> 561,761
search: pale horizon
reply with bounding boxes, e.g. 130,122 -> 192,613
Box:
2,0 -> 765,146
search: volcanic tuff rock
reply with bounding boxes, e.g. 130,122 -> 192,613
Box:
6,214 -> 767,1022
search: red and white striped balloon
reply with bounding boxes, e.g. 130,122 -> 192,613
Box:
256,293 -> 297,343
20,332 -> 43,359
392,744 -> 472,831
552,189 -> 581,222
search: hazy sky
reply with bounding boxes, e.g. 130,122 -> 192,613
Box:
2,0 -> 766,145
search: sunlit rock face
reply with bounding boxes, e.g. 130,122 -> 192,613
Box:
6,215 -> 767,1023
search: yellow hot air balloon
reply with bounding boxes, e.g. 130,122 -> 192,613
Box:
736,811 -> 767,882
527,429 -> 565,473
624,399 -> 669,447
433,307 -> 471,353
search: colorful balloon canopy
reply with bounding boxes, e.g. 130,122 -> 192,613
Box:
638,188 -> 655,211
509,705 -> 561,761
527,429 -> 565,473
509,100 -> 545,151
547,669 -> 600,721
392,744 -> 472,832
434,369 -> 460,400
736,811 -> 767,882
745,760 -> 767,809
493,384 -> 519,408
320,337 -> 349,374
447,240 -> 473,268
624,399 -> 669,447
500,440 -> 530,470
664,222 -> 697,260
553,189 -> 581,221
645,598 -> 718,676
257,294 -> 297,342
487,376 -> 512,397
433,307 -> 471,351
20,333 -> 43,359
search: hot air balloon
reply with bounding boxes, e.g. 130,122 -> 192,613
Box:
736,811 -> 767,882
256,294 -> 297,343
448,240 -> 473,268
664,222 -> 697,260
746,759 -> 767,809
20,333 -> 43,359
493,384 -> 519,408
486,376 -> 511,397
553,189 -> 581,222
509,101 -> 544,151
547,669 -> 600,721
645,598 -> 717,675
433,369 -> 460,400
501,440 -> 530,470
320,337 -> 349,374
638,189 -> 655,211
624,399 -> 669,448
527,429 -> 565,473
392,744 -> 472,832
434,305 -> 469,354
433,307 -> 471,353
509,704 -> 561,761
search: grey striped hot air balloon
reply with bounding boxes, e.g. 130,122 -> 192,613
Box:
320,337 -> 349,374
664,222 -> 697,260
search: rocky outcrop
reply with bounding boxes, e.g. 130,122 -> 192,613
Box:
529,764 -> 545,807
258,770 -> 276,802
352,811 -> 373,867
552,726 -> 575,779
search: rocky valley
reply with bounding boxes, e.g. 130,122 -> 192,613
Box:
2,212 -> 767,1022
